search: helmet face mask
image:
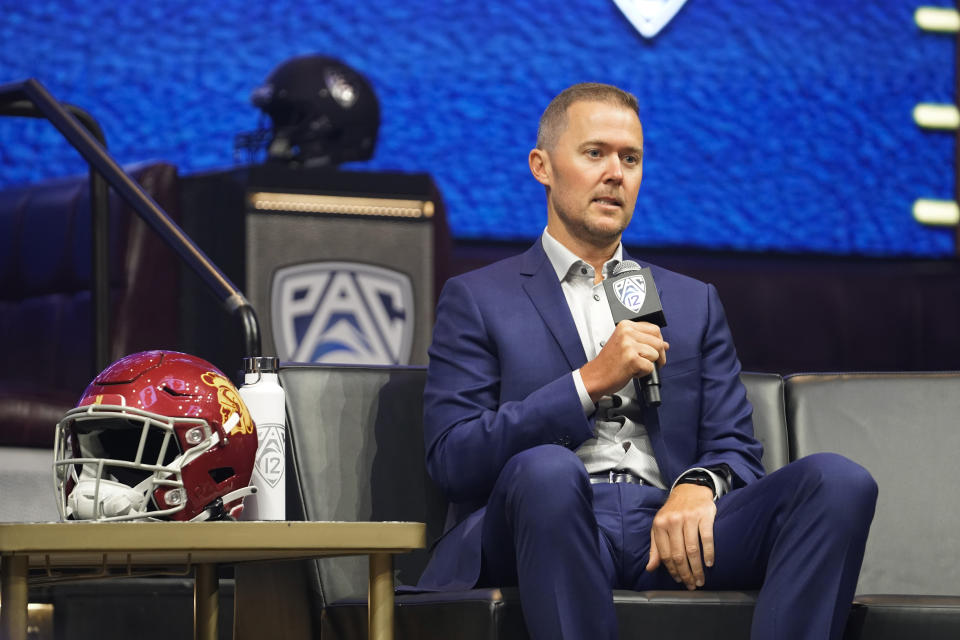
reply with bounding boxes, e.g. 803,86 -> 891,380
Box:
53,351 -> 258,522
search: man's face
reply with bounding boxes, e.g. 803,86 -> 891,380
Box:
532,100 -> 644,249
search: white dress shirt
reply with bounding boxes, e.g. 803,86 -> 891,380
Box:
540,230 -> 729,497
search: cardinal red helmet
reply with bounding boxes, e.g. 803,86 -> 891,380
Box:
54,350 -> 258,522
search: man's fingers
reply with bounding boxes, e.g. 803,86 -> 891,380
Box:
683,519 -> 704,589
645,528 -> 661,572
628,321 -> 664,339
665,517 -> 695,588
584,322 -> 669,398
700,513 -> 716,569
637,343 -> 661,369
649,485 -> 717,590
618,323 -> 667,355
652,525 -> 680,583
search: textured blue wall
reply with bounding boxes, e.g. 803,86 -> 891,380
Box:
0,0 -> 955,256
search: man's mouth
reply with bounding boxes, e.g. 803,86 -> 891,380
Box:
593,196 -> 623,208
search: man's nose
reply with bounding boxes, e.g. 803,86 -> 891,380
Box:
603,156 -> 623,183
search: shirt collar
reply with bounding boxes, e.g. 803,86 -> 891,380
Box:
540,228 -> 623,282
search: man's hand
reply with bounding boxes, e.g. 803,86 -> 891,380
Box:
579,321 -> 668,403
646,483 -> 716,590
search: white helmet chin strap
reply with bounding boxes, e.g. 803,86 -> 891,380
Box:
67,478 -> 152,520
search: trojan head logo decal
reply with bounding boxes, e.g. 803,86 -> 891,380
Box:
200,371 -> 255,436
80,393 -> 125,408
612,0 -> 690,39
613,274 -> 647,313
271,261 -> 414,365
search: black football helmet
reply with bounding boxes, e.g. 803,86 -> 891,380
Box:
250,55 -> 380,167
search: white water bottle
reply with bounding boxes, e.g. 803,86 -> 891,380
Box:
238,356 -> 286,520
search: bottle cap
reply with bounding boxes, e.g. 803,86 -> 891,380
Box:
242,356 -> 280,374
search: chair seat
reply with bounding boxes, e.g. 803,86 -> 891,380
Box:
321,587 -> 761,640
851,595 -> 960,640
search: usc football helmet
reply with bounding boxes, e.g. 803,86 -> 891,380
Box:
54,350 -> 258,522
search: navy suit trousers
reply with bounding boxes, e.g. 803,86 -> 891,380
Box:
479,445 -> 877,640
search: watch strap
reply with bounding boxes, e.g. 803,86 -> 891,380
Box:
675,470 -> 717,497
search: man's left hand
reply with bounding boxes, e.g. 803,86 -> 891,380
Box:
645,483 -> 716,590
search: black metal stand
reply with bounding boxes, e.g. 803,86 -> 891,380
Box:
0,78 -> 262,367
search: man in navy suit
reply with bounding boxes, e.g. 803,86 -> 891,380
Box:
418,83 -> 877,639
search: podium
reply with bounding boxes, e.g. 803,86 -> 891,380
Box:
179,166 -> 448,373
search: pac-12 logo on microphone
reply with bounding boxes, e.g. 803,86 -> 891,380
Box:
271,262 -> 414,365
613,275 -> 647,313
611,0 -> 690,39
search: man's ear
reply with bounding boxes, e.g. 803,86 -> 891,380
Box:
529,148 -> 551,187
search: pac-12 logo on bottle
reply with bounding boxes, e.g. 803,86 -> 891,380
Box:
271,261 -> 415,365
253,423 -> 284,489
613,274 -> 647,313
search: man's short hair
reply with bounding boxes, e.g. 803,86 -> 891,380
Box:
536,83 -> 640,150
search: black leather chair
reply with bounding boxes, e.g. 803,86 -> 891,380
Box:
786,373 -> 960,640
278,365 -> 789,639
0,161 -> 181,448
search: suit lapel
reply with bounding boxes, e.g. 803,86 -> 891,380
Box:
622,251 -> 675,479
519,242 -> 587,370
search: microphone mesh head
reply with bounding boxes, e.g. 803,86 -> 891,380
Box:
612,260 -> 642,276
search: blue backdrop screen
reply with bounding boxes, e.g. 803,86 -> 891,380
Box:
0,0 -> 955,256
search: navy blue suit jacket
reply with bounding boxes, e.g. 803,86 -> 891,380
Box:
418,240 -> 765,590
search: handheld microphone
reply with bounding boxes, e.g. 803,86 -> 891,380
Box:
602,260 -> 667,407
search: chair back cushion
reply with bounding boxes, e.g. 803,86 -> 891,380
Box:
786,372 -> 960,595
741,372 -> 788,474
281,364 -> 445,604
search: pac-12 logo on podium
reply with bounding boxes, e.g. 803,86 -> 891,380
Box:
271,262 -> 414,365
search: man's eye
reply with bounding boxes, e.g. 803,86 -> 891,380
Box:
586,149 -> 601,158
623,155 -> 638,164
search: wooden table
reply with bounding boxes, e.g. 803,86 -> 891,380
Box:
0,520 -> 425,640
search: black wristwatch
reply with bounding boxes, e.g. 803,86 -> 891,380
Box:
676,471 -> 717,497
